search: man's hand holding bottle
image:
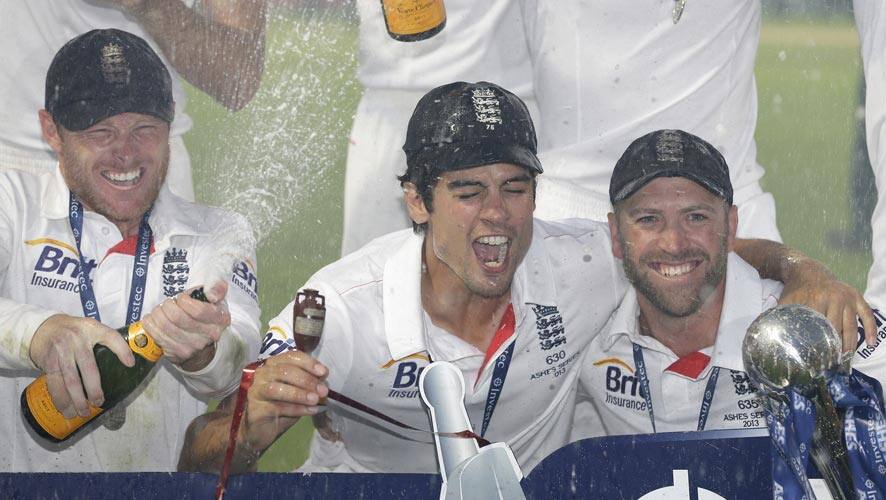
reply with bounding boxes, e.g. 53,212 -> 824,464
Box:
29,315 -> 135,418
142,282 -> 232,371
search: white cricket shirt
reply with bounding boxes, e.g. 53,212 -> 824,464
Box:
260,219 -> 625,473
576,252 -> 886,440
576,254 -> 782,437
0,169 -> 261,471
854,1 -> 886,307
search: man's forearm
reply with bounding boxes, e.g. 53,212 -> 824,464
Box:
733,237 -> 822,283
131,0 -> 267,110
178,399 -> 262,473
734,237 -> 876,348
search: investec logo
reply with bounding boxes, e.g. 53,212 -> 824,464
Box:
593,357 -> 647,412
27,239 -> 96,293
383,354 -> 430,399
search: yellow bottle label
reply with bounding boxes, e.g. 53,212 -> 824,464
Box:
127,322 -> 163,362
382,0 -> 445,36
25,376 -> 102,440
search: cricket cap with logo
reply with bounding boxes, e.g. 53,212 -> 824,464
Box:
609,129 -> 733,205
45,28 -> 174,131
402,81 -> 543,175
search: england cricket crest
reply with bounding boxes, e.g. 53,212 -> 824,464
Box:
100,43 -> 130,85
730,370 -> 758,396
472,88 -> 502,129
531,304 -> 566,351
162,248 -> 189,297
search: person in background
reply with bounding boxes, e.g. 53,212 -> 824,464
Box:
521,0 -> 781,242
340,1 -> 537,256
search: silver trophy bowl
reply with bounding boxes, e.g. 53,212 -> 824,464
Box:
743,304 -> 842,395
743,304 -> 852,500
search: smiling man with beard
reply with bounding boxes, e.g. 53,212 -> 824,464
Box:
0,29 -> 261,471
574,129 -> 883,438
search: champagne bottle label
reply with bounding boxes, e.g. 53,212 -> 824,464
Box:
23,376 -> 102,441
382,0 -> 445,36
127,322 -> 163,362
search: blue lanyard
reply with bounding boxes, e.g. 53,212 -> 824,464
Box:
480,341 -> 515,438
68,193 -> 153,325
632,343 -> 720,432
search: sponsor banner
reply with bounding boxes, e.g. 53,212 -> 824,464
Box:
0,429 -> 801,498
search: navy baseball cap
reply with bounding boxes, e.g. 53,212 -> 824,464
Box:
45,29 -> 174,131
403,81 -> 543,175
609,129 -> 733,205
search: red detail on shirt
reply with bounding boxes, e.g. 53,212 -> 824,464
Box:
104,234 -> 155,258
476,304 -> 516,386
665,351 -> 711,379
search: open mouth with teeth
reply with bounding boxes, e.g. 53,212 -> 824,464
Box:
472,235 -> 510,271
101,169 -> 142,187
649,260 -> 702,278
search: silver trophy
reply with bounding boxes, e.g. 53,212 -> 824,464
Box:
743,304 -> 853,500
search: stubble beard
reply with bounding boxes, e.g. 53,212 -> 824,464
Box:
61,142 -> 169,227
621,235 -> 729,318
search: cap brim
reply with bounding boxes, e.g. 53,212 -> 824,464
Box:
612,169 -> 729,204
410,142 -> 543,175
52,94 -> 173,131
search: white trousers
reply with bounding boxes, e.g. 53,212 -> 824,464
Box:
0,135 -> 195,202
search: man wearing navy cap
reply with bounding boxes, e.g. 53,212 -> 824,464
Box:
0,29 -> 261,472
574,130 -> 885,438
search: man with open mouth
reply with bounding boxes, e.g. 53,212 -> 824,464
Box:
0,29 -> 261,472
180,84 -> 874,476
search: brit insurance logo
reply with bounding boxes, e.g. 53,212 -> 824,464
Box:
593,357 -> 647,413
259,326 -> 295,358
26,238 -> 95,294
381,354 -> 431,400
530,304 -> 566,351
856,309 -> 886,360
162,248 -> 189,297
231,260 -> 258,302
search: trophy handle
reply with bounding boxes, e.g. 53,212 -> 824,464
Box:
810,379 -> 854,500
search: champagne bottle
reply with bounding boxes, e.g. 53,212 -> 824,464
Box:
20,288 -> 208,442
380,0 -> 446,42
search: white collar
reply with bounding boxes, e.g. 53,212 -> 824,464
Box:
381,219 -> 559,361
604,253 -> 768,373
